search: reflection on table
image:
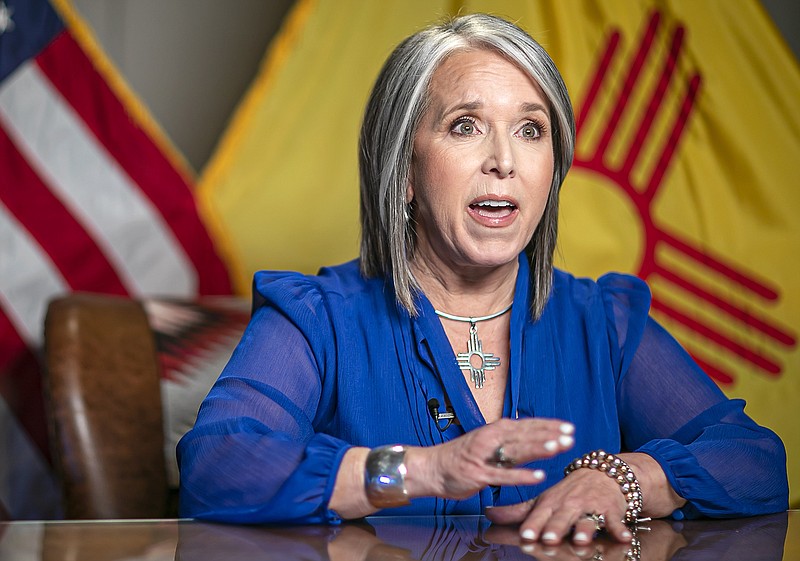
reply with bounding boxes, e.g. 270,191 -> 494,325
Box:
0,512 -> 794,561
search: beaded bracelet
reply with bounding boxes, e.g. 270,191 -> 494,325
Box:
563,450 -> 643,525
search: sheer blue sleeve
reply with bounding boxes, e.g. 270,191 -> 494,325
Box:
600,275 -> 789,519
177,274 -> 350,524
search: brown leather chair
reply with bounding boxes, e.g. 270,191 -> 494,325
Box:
43,293 -> 172,519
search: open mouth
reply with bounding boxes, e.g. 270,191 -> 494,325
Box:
469,199 -> 517,218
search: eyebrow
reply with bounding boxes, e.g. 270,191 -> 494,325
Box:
520,102 -> 550,115
437,100 -> 550,121
438,101 -> 482,120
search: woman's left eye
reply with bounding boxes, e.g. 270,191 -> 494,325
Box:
517,123 -> 541,139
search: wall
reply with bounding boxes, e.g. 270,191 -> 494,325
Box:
70,0 -> 293,174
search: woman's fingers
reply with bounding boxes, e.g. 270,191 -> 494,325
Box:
482,418 -> 575,466
418,418 -> 574,500
517,501 -> 553,542
539,507 -> 587,544
522,506 -> 632,546
487,466 -> 635,546
603,515 -> 634,543
486,467 -> 547,488
485,499 -> 539,525
567,516 -> 598,546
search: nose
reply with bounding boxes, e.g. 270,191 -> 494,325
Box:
482,131 -> 515,178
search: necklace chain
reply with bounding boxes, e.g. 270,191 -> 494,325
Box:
434,302 -> 512,324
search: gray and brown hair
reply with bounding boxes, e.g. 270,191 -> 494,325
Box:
359,13 -> 575,319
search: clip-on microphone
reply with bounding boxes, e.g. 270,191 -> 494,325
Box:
427,398 -> 457,432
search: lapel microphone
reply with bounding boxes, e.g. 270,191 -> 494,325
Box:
427,398 -> 457,432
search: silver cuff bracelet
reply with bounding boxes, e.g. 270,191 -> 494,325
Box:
364,444 -> 411,508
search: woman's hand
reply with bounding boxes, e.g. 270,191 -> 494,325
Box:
329,417 -> 574,520
485,452 -> 686,545
486,461 -> 632,544
404,418 -> 575,501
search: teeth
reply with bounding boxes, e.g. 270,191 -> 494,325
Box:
475,200 -> 513,208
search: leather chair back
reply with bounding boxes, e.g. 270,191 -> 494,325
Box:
43,293 -> 171,519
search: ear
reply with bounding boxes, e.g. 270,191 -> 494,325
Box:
405,167 -> 415,204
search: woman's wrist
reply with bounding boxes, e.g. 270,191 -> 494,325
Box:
618,452 -> 685,518
564,450 -> 644,525
401,445 -> 437,499
360,444 -> 438,508
330,447 -> 377,519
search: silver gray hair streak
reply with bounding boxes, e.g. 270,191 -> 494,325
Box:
359,13 -> 575,320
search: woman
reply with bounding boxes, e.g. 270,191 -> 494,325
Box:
178,14 -> 788,545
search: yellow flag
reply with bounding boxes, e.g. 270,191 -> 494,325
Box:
198,0 -> 455,290
199,0 -> 799,506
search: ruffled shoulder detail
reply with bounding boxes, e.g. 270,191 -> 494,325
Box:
253,269 -> 325,310
251,259 -> 365,318
546,270 -> 650,381
596,273 -> 652,378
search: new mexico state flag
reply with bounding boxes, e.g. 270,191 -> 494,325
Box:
199,0 -> 800,506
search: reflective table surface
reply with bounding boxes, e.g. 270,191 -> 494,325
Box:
0,512 -> 796,561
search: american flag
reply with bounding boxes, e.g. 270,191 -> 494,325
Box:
0,0 -> 231,519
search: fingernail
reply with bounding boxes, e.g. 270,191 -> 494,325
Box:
560,422 -> 574,434
521,528 -> 536,540
621,530 -> 633,540
521,543 -> 534,553
558,435 -> 574,447
573,531 -> 589,543
544,440 -> 557,451
532,469 -> 545,480
542,531 -> 558,543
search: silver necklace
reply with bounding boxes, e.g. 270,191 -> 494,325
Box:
434,303 -> 512,389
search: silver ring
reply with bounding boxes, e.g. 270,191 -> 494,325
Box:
584,512 -> 606,532
490,445 -> 516,468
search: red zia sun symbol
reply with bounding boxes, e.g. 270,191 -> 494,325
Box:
565,11 -> 796,385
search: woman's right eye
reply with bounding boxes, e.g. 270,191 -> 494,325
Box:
451,117 -> 478,136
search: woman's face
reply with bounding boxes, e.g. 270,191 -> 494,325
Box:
408,49 -> 554,276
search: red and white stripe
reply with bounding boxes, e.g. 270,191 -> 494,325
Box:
0,28 -> 231,519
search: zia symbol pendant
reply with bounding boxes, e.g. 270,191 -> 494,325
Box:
456,322 -> 501,389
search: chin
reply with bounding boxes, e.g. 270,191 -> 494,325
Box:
461,248 -> 521,271
458,231 -> 529,266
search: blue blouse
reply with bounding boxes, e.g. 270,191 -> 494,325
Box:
177,255 -> 788,524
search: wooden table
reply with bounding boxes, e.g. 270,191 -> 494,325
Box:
0,512 -> 796,560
